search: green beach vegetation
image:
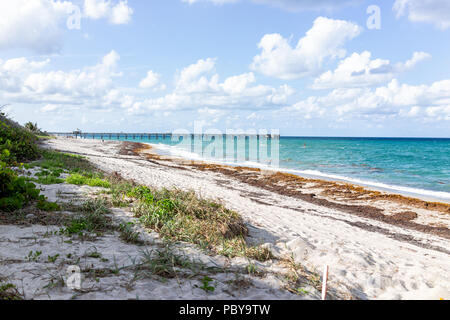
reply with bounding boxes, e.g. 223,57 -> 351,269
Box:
0,281 -> 23,300
1,110 -> 42,211
66,173 -> 111,188
128,185 -> 272,261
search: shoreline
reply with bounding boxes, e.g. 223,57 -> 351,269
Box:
147,141 -> 450,204
140,141 -> 450,211
40,137 -> 450,300
68,136 -> 450,203
131,142 -> 450,247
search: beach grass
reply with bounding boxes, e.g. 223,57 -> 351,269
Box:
137,246 -> 198,279
128,186 -> 272,261
59,198 -> 111,237
0,281 -> 23,301
218,237 -> 273,262
108,177 -> 136,207
33,169 -> 65,185
130,186 -> 246,246
118,222 -> 143,244
36,135 -> 56,140
134,244 -> 226,282
30,150 -> 111,188
54,173 -> 270,262
61,167 -> 272,261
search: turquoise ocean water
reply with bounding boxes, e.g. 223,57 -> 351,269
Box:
77,134 -> 450,201
278,137 -> 449,200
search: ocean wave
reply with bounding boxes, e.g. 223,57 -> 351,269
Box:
147,143 -> 450,202
150,143 -> 203,160
285,169 -> 450,201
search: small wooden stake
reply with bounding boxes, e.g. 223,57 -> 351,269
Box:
321,265 -> 329,300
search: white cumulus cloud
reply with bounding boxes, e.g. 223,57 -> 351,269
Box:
250,17 -> 362,80
221,72 -> 256,95
312,51 -> 431,89
135,58 -> 294,113
0,0 -> 134,53
284,78 -> 450,121
139,71 -> 161,89
41,104 -> 60,112
0,50 -> 121,106
394,0 -> 450,29
23,50 -> 120,98
175,58 -> 219,93
84,0 -> 133,24
0,57 -> 50,92
0,0 -> 77,53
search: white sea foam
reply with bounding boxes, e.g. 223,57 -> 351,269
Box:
148,143 -> 450,202
284,169 -> 450,201
152,143 -> 203,160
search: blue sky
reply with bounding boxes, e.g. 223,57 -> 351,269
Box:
0,0 -> 449,137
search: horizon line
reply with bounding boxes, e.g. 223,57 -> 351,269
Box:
48,132 -> 450,139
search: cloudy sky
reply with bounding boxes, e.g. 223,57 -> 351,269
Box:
1,0 -> 449,137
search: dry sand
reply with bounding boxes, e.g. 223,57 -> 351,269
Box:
2,137 -> 449,300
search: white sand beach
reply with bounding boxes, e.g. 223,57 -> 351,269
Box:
1,137 -> 449,300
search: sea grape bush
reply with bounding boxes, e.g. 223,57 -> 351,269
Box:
0,120 -> 40,165
0,115 -> 42,211
0,161 -> 41,211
